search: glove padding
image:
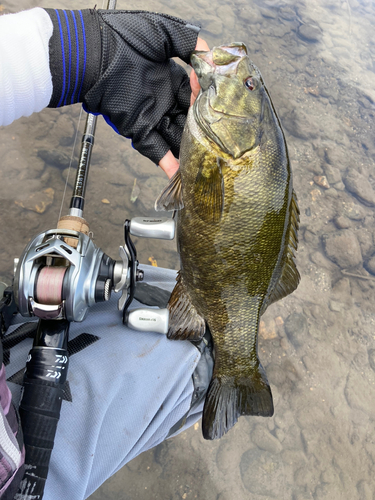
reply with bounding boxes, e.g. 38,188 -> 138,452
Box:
46,9 -> 200,163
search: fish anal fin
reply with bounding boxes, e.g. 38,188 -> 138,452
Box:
265,189 -> 300,310
155,170 -> 183,212
167,272 -> 206,341
202,361 -> 273,440
194,158 -> 224,224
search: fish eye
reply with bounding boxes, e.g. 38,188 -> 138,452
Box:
244,77 -> 255,91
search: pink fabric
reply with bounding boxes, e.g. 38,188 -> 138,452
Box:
0,446 -> 25,496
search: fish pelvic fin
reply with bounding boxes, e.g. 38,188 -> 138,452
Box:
167,272 -> 206,341
154,170 -> 184,211
202,362 -> 273,440
194,158 -> 224,223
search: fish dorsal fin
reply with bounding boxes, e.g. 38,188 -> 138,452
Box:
194,158 -> 224,223
155,170 -> 184,212
167,272 -> 206,341
263,190 -> 300,310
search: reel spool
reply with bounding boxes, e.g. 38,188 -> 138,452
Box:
35,266 -> 67,305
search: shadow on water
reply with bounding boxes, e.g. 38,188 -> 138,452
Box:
2,0 -> 375,499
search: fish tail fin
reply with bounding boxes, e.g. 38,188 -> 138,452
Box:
202,363 -> 273,440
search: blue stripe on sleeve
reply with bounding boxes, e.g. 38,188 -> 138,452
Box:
55,10 -> 66,108
63,10 -> 72,106
77,10 -> 87,102
71,11 -> 80,104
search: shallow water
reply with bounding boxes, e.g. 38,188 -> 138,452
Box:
1,0 -> 375,499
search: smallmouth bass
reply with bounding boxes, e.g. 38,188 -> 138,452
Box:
156,43 -> 300,440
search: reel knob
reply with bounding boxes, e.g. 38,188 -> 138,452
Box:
124,307 -> 169,335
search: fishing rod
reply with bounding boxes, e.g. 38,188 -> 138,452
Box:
11,1 -> 175,497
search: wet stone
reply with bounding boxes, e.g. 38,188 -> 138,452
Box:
279,6 -> 296,21
275,428 -> 285,442
251,425 -> 283,454
259,7 -> 277,19
61,168 -> 75,189
368,349 -> 375,372
325,188 -> 338,198
14,188 -> 54,214
334,181 -> 345,191
53,114 -> 75,147
343,202 -> 366,221
322,230 -> 363,269
333,215 -> 351,229
240,6 -> 263,24
365,256 -> 375,275
320,85 -> 339,103
281,108 -> 317,140
356,228 -> 374,258
294,491 -> 314,500
37,149 -> 71,170
216,5 -> 235,29
201,14 -> 223,35
344,169 -> 375,207
284,312 -> 307,349
240,449 -> 284,496
266,363 -> 287,387
323,164 -> 341,185
357,480 -> 373,500
298,24 -> 321,42
329,300 -> 343,313
331,278 -> 352,305
288,44 -> 309,56
344,369 -> 375,416
324,147 -> 349,171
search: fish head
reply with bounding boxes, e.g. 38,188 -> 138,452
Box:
191,43 -> 269,159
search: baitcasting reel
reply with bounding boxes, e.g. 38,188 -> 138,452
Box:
14,216 -> 175,334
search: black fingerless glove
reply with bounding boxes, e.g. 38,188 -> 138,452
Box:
44,9 -> 200,163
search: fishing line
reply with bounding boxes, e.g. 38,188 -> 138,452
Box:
56,105 -> 84,229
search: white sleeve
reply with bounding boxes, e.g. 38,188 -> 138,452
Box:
0,8 -> 53,126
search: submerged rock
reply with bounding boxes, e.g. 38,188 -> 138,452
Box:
344,369 -> 375,416
281,108 -> 317,140
251,425 -> 283,454
344,169 -> 375,207
14,188 -> 54,214
37,149 -> 71,170
333,215 -> 351,229
240,449 -> 284,496
365,255 -> 375,275
323,164 -> 342,185
368,349 -> 375,372
322,230 -> 362,269
284,312 -> 308,348
342,203 -> 366,221
298,24 -> 321,42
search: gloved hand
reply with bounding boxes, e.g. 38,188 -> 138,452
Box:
44,9 -> 200,167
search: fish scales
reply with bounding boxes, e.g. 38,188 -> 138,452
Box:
156,43 -> 300,440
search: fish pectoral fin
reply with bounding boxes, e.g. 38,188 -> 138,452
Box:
202,361 -> 274,440
154,170 -> 184,211
194,159 -> 224,223
263,190 -> 300,311
167,272 -> 206,341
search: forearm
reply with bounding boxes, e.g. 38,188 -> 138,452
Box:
0,8 -> 53,126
